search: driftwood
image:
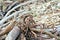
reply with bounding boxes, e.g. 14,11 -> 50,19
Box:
0,10 -> 31,26
5,26 -> 20,40
5,1 -> 19,11
0,10 -> 24,25
0,0 -> 60,40
0,20 -> 16,36
0,22 -> 10,28
4,1 -> 13,4
4,0 -> 37,17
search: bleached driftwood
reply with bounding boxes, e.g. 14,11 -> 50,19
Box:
1,22 -> 10,28
0,10 -> 31,26
0,10 -> 24,25
5,26 -> 20,40
6,1 -> 19,11
4,0 -> 37,17
4,1 -> 13,4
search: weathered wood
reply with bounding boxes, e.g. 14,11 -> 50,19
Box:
0,10 -> 24,25
5,1 -> 19,14
0,20 -> 16,36
4,1 -> 13,4
4,0 -> 37,17
1,22 -> 10,28
5,26 -> 20,40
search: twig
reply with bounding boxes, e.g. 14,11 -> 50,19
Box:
5,1 -> 19,12
0,20 -> 16,36
31,31 -> 37,38
4,0 -> 37,17
4,1 -> 13,4
5,26 -> 20,40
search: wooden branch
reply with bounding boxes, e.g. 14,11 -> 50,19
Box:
4,1 -> 13,4
31,28 -> 60,40
5,26 -> 20,40
0,20 -> 16,36
0,10 -> 24,25
5,1 -> 19,12
4,0 -> 37,17
1,22 -> 10,28
0,10 -> 31,25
